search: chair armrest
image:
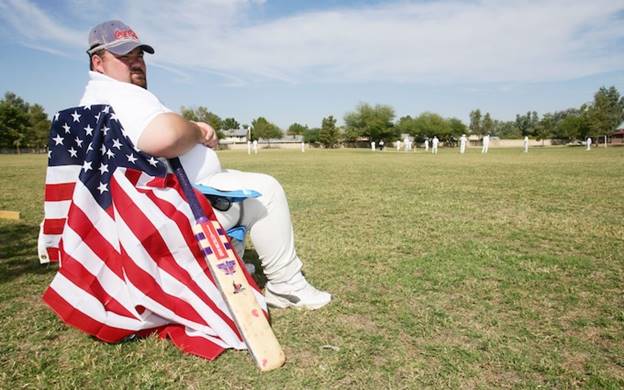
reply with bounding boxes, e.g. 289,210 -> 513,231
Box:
193,184 -> 261,203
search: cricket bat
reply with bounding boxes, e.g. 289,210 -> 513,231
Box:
169,157 -> 285,371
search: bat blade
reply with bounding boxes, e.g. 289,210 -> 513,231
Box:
193,218 -> 285,371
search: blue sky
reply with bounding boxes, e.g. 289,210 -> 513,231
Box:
1,0 -> 623,129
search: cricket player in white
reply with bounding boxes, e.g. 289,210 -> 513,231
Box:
432,136 -> 439,154
459,134 -> 467,154
80,20 -> 330,310
482,134 -> 490,154
586,137 -> 592,150
424,138 -> 429,151
523,136 -> 529,153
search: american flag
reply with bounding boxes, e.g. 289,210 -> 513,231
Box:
39,105 -> 266,359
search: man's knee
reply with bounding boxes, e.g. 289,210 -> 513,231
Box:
253,173 -> 286,201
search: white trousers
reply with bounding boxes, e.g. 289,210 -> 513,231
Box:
200,170 -> 303,284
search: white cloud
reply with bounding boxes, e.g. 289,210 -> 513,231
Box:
2,0 -> 623,84
0,0 -> 83,48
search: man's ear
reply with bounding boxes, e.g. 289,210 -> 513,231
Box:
91,54 -> 104,73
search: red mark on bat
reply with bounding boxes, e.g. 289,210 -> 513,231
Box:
201,222 -> 228,260
262,358 -> 268,367
252,309 -> 259,317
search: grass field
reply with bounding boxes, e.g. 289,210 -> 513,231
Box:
1,147 -> 623,388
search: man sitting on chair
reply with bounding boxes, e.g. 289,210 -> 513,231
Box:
81,20 -> 330,310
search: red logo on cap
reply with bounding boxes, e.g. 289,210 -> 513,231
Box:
114,29 -> 139,40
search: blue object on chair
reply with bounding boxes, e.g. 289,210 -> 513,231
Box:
226,226 -> 247,242
193,184 -> 261,202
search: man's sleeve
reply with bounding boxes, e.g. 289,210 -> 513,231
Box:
110,87 -> 172,147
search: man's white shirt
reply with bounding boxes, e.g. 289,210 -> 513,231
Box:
80,71 -> 222,183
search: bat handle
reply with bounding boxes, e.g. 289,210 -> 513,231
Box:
168,157 -> 205,221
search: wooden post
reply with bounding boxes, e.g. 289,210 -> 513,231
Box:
0,210 -> 20,220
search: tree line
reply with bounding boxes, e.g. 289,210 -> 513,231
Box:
1,86 -> 623,152
0,92 -> 51,153
177,85 -> 624,148
468,86 -> 624,142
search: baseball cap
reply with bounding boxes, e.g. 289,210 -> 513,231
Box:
87,20 -> 154,56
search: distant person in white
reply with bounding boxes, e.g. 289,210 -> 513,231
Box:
396,140 -> 401,152
371,141 -> 376,151
301,141 -> 305,152
586,137 -> 592,150
482,134 -> 490,154
432,136 -> 439,154
252,139 -> 258,154
404,137 -> 411,152
247,140 -> 251,155
523,136 -> 529,153
379,139 -> 384,151
459,134 -> 467,154
78,20 -> 330,310
424,138 -> 429,152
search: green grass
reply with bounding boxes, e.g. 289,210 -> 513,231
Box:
1,147 -> 623,388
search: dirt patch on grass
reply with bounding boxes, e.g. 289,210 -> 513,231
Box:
561,351 -> 590,373
336,313 -> 380,333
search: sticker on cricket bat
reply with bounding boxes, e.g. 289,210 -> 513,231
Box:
201,220 -> 228,259
233,281 -> 244,294
217,260 -> 237,275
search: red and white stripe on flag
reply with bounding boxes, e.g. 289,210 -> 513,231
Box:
39,105 -> 267,360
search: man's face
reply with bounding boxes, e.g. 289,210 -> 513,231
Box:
92,47 -> 147,88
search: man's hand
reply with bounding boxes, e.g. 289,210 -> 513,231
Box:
193,121 -> 218,149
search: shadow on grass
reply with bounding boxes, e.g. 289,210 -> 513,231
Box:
242,249 -> 268,289
0,222 -> 54,284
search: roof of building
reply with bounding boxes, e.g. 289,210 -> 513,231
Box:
223,128 -> 248,137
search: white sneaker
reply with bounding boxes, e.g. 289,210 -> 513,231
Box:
265,279 -> 331,310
